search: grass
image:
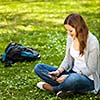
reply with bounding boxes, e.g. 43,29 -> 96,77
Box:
0,0 -> 100,100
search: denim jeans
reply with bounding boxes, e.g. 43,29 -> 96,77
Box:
34,63 -> 94,93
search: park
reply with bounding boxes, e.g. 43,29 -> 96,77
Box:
0,0 -> 100,100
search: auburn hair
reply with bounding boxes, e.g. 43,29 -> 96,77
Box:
64,13 -> 89,55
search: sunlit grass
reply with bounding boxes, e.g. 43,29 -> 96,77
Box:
0,0 -> 100,100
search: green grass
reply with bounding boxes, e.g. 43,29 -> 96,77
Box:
0,0 -> 100,100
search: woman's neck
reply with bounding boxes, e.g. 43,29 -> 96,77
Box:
73,37 -> 80,50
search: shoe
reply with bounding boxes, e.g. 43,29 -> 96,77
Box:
37,82 -> 47,90
57,91 -> 74,98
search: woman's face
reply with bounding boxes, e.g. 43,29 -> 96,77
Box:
64,24 -> 76,39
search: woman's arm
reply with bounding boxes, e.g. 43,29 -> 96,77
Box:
82,39 -> 99,76
59,35 -> 73,72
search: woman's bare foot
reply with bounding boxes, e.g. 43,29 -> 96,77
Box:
37,82 -> 53,91
43,83 -> 53,91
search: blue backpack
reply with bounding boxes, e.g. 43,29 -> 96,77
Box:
0,42 -> 41,67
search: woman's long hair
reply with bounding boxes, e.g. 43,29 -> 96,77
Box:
64,13 -> 89,55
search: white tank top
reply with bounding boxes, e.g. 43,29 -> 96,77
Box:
70,41 -> 93,80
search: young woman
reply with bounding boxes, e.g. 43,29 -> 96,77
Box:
34,13 -> 100,97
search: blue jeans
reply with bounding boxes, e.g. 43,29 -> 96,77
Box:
34,63 -> 94,93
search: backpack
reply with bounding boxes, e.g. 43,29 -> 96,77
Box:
0,42 -> 41,67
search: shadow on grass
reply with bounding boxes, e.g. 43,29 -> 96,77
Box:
0,10 -> 99,41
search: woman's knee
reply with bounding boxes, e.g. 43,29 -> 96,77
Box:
63,73 -> 81,86
34,63 -> 43,73
59,74 -> 81,91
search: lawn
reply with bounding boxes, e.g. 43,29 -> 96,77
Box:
0,0 -> 100,100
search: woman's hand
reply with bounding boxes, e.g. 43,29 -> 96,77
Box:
56,75 -> 69,83
49,70 -> 60,77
